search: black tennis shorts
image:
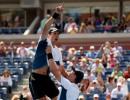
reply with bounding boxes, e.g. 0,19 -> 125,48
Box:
29,72 -> 59,99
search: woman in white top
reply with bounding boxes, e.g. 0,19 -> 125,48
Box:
1,69 -> 13,94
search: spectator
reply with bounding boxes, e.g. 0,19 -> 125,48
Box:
78,95 -> 85,100
107,52 -> 117,68
111,82 -> 125,99
86,45 -> 97,59
14,16 -> 21,27
0,69 -> 13,94
0,41 -> 6,57
86,21 -> 95,33
117,76 -> 128,99
79,58 -> 89,72
112,41 -> 123,62
91,59 -> 105,75
103,41 -> 112,56
112,41 -> 123,54
64,17 -> 78,34
86,69 -> 96,82
16,41 -> 28,58
93,94 -> 99,100
88,79 -> 103,95
79,22 -> 88,33
7,41 -> 17,58
76,46 -> 86,57
69,57 -> 80,70
111,66 -> 123,80
27,41 -> 37,57
67,47 -> 77,60
105,76 -> 116,93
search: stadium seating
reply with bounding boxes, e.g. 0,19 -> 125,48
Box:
0,27 -> 27,34
0,57 -> 32,99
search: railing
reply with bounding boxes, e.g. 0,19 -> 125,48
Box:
0,25 -> 129,34
0,27 -> 27,34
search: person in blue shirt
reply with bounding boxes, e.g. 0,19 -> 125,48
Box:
86,45 -> 97,59
29,5 -> 63,100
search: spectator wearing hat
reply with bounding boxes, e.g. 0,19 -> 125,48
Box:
88,79 -> 103,95
111,82 -> 124,99
46,46 -> 84,100
76,46 -> 86,57
93,94 -> 99,100
78,94 -> 85,100
79,58 -> 89,72
91,58 -> 105,75
117,76 -> 128,99
86,45 -> 97,59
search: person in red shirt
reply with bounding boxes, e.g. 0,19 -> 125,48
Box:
123,65 -> 130,79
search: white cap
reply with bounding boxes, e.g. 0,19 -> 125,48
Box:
90,45 -> 95,49
83,73 -> 88,79
78,95 -> 85,99
92,80 -> 98,84
117,82 -> 122,86
93,94 -> 99,98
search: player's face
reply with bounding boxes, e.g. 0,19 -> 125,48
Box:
68,72 -> 76,83
50,32 -> 59,43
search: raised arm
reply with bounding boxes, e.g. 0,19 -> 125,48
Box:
46,46 -> 61,81
40,5 -> 63,38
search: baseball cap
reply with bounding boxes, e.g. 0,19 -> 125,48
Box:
90,45 -> 95,49
117,82 -> 122,86
93,94 -> 99,98
72,67 -> 84,84
78,95 -> 85,99
79,46 -> 83,50
48,27 -> 61,34
127,64 -> 130,68
92,80 -> 98,84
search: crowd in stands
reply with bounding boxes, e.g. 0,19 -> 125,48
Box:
0,40 -> 35,100
60,40 -> 130,100
54,14 -> 130,34
0,39 -> 130,100
0,15 -> 26,34
0,13 -> 130,34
